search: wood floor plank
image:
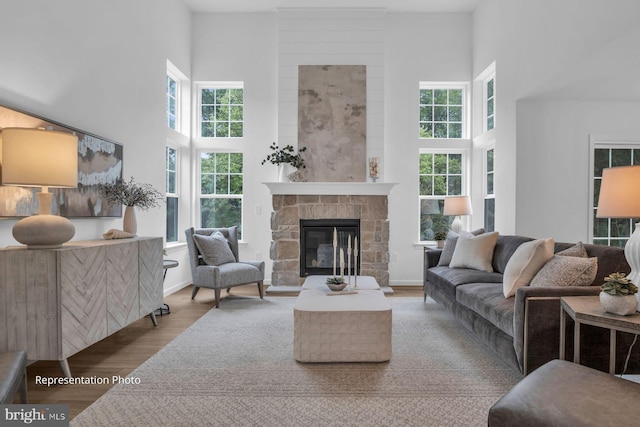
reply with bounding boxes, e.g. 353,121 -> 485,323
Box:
24,284 -> 422,419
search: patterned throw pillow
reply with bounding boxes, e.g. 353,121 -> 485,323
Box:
556,241 -> 588,258
193,232 -> 237,266
530,256 -> 598,288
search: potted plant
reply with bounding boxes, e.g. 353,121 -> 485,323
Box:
433,230 -> 448,248
261,142 -> 307,182
600,272 -> 639,315
99,177 -> 163,234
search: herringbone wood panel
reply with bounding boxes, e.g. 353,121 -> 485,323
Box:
106,242 -> 139,334
138,238 -> 163,315
60,246 -> 107,358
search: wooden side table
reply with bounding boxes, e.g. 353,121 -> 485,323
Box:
560,296 -> 640,374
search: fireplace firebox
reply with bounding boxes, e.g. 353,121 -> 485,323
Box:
300,219 -> 360,277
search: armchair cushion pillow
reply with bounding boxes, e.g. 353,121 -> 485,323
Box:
502,238 -> 554,298
193,232 -> 236,266
530,256 -> 598,288
449,231 -> 499,272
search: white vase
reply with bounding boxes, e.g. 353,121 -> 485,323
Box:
278,163 -> 295,182
599,292 -> 638,316
123,206 -> 137,235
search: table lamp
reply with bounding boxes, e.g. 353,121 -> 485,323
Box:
1,127 -> 78,248
596,165 -> 640,311
443,195 -> 472,234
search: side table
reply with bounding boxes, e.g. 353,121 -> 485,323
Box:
560,295 -> 640,374
155,259 -> 179,317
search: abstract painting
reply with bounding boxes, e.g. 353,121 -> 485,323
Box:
298,65 -> 366,182
0,104 -> 123,218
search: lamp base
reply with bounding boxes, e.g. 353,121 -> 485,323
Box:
451,216 -> 463,234
12,214 -> 75,249
624,223 -> 640,312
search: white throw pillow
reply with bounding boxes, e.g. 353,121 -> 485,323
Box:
438,228 -> 485,266
502,237 -> 554,298
530,256 -> 598,288
449,231 -> 499,272
193,232 -> 237,266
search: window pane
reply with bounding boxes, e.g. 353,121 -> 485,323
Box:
169,97 -> 176,115
484,198 -> 495,232
487,173 -> 494,195
612,149 -> 631,166
230,105 -> 243,121
201,89 -> 215,104
434,123 -> 447,138
419,123 -> 433,138
419,153 -> 433,174
201,106 -> 215,120
433,176 -> 447,195
594,149 -> 609,177
215,174 -> 229,194
167,171 -> 176,193
201,153 -> 215,173
420,106 -> 432,122
216,105 -> 229,121
487,79 -> 494,98
448,176 -> 461,195
200,198 -> 242,238
487,149 -> 494,172
215,89 -> 229,104
166,197 -> 178,243
201,174 -> 214,194
419,89 -> 432,104
448,154 -> 462,174
433,154 -> 447,174
434,106 -> 447,122
487,98 -> 494,116
201,123 -> 215,137
434,89 -> 447,104
610,218 -> 630,237
449,89 -> 462,105
216,122 -> 229,137
216,153 -> 229,173
230,175 -> 243,195
487,116 -> 494,130
448,106 -> 462,122
230,122 -> 243,138
419,176 -> 432,195
448,123 -> 462,138
229,88 -> 243,104
230,153 -> 243,173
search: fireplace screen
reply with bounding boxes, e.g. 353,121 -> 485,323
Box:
300,219 -> 360,277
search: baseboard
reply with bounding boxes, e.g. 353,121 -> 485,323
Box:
164,280 -> 191,297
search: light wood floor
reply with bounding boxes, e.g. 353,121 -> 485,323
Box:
24,283 -> 423,419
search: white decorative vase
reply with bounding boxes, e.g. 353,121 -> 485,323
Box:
599,292 -> 638,316
278,163 -> 295,182
123,206 -> 137,235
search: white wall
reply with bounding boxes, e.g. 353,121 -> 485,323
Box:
385,13 -> 473,284
191,13 -> 279,274
472,0 -> 640,237
0,0 -> 192,294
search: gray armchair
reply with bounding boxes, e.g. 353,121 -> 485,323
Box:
185,227 -> 265,308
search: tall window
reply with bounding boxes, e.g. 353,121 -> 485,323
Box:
198,151 -> 244,238
484,148 -> 495,232
486,77 -> 495,131
166,146 -> 179,242
419,84 -> 465,139
419,151 -> 465,241
592,145 -> 640,247
166,73 -> 178,130
198,83 -> 244,138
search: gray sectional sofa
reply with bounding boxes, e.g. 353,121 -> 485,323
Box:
423,235 -> 636,375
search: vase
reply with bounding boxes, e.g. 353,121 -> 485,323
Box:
123,206 -> 137,235
599,291 -> 638,316
278,163 -> 296,182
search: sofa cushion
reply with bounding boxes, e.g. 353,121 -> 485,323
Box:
193,232 -> 237,266
556,241 -> 587,257
457,283 -> 515,336
438,228 -> 485,266
427,266 -> 503,300
530,255 -> 598,288
492,235 -> 535,274
503,238 -> 554,298
450,231 -> 499,272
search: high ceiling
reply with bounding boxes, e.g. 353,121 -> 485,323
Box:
182,0 -> 480,13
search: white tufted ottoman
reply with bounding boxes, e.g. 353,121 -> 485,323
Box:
293,285 -> 392,363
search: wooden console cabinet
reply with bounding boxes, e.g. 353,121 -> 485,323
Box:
0,237 -> 163,376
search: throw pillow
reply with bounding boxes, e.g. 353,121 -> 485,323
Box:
502,237 -> 554,298
530,256 -> 598,288
449,231 -> 499,272
556,241 -> 588,258
193,232 -> 237,266
438,228 -> 485,266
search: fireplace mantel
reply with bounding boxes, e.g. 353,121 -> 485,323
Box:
264,182 -> 397,196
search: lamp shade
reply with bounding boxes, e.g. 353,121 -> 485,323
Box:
1,127 -> 78,188
596,165 -> 640,218
443,195 -> 473,216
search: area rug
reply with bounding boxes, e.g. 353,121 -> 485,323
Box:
71,297 -> 521,426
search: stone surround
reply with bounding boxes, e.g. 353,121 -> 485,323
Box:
270,194 -> 390,288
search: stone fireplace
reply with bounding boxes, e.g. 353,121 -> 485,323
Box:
266,182 -> 395,292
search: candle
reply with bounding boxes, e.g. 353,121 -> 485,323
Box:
347,235 -> 352,285
340,248 -> 344,278
333,227 -> 337,277
354,236 -> 358,287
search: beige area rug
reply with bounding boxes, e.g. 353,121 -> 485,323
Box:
71,297 -> 521,426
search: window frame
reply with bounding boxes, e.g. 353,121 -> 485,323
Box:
418,148 -> 469,243
484,75 -> 495,132
165,145 -> 179,243
167,72 -> 179,131
196,82 -> 244,139
418,81 -> 469,140
196,149 -> 244,239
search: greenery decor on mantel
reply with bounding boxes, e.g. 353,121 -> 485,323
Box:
261,142 -> 307,168
99,177 -> 163,235
599,272 -> 639,315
